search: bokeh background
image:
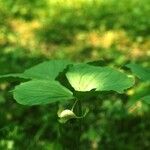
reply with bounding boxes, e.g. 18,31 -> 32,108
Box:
0,0 -> 150,149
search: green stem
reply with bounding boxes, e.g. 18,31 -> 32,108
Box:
75,100 -> 82,150
58,123 -> 65,150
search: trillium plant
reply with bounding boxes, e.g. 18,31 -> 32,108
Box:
1,59 -> 150,148
0,60 -> 138,122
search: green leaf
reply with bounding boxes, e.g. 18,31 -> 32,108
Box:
0,73 -> 28,82
23,60 -> 72,80
142,95 -> 150,104
126,63 -> 150,81
0,60 -> 72,82
66,64 -> 134,93
13,80 -> 74,105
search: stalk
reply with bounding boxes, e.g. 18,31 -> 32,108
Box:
58,99 -> 83,150
75,100 -> 82,150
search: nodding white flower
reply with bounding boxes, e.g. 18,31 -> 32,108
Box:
58,109 -> 77,123
57,101 -> 89,123
58,109 -> 76,119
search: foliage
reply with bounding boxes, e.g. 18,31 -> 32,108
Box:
0,60 -> 134,105
0,0 -> 48,20
36,0 -> 150,44
1,60 -> 149,149
0,0 -> 150,149
126,63 -> 150,106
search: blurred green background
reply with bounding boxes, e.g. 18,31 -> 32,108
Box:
0,0 -> 150,149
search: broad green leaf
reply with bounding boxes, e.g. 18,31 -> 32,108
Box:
23,60 -> 72,80
66,64 -> 134,93
0,60 -> 72,82
126,63 -> 150,81
142,95 -> 150,104
13,80 -> 74,105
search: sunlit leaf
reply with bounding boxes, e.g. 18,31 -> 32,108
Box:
66,64 -> 134,93
13,80 -> 74,105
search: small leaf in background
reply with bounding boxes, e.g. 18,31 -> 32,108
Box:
126,63 -> 150,81
142,95 -> 150,104
13,80 -> 74,105
66,64 -> 134,93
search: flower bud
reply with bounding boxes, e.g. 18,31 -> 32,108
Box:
58,109 -> 76,119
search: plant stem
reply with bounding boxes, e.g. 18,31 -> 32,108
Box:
58,100 -> 83,150
75,100 -> 82,150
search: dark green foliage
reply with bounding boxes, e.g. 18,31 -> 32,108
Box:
0,0 -> 150,149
